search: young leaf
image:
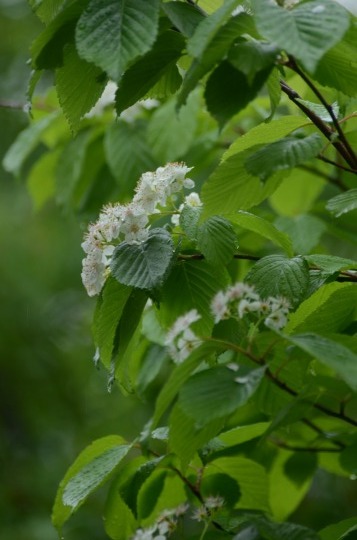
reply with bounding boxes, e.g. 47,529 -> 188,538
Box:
104,476 -> 137,540
252,0 -> 350,73
227,211 -> 293,256
56,42 -> 107,131
304,254 -> 357,274
286,333 -> 357,391
115,30 -> 185,115
197,215 -> 238,266
326,189 -> 357,218
75,0 -> 160,82
178,366 -> 265,426
245,134 -> 324,181
179,205 -> 202,240
246,255 -> 310,308
110,228 -> 174,291
52,435 -> 130,530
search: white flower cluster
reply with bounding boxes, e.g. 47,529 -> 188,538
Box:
211,282 -> 290,331
192,496 -> 225,522
131,504 -> 188,540
81,162 -> 194,296
171,191 -> 203,226
165,309 -> 202,364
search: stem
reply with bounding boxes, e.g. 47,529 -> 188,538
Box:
208,337 -> 357,427
298,164 -> 348,191
317,154 -> 357,175
286,56 -> 357,169
280,80 -> 357,171
270,439 -> 342,453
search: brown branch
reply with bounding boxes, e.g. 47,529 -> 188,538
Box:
279,80 -> 357,171
317,154 -> 357,175
286,56 -> 357,169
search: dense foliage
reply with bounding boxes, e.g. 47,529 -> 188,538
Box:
4,0 -> 357,538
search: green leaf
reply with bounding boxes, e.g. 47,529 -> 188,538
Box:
179,205 -> 202,241
269,166 -> 325,217
3,112 -> 59,176
268,449 -> 313,521
75,0 -> 160,82
218,422 -> 270,448
52,435 -> 129,530
340,442 -> 357,475
252,0 -> 350,73
56,42 -> 107,131
55,129 -> 92,206
137,469 -> 186,523
245,134 -> 324,181
178,366 -> 265,426
205,61 -> 270,127
255,518 -> 319,540
246,255 -> 310,308
159,260 -> 228,335
152,341 -> 226,428
30,0 -> 68,24
286,282 -> 357,334
202,148 -> 282,217
110,228 -> 174,291
326,189 -> 357,218
286,333 -> 357,391
114,288 -> 148,392
27,149 -> 59,210
115,30 -> 185,115
197,216 -> 238,266
104,476 -> 137,540
266,68 -> 282,121
227,211 -> 293,256
295,99 -> 339,123
162,2 -> 205,38
320,518 -> 357,540
179,13 -> 254,106
104,121 -> 157,188
187,0 -> 242,58
63,445 -> 131,510
31,1 -> 86,69
274,215 -> 326,255
204,456 -> 270,512
304,254 -> 357,274
228,39 -> 278,80
92,277 -> 133,369
147,90 -> 201,162
314,23 -> 357,96
223,115 -> 310,161
169,404 -> 225,469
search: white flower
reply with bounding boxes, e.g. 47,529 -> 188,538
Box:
204,495 -> 224,510
211,290 -> 230,323
184,192 -> 202,207
120,203 -> 149,244
165,309 -> 201,363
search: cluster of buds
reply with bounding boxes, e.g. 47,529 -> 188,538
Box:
192,496 -> 225,522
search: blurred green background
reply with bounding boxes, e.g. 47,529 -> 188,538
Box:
0,2 -> 147,539
1,3 -> 356,540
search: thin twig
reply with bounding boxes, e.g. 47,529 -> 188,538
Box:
286,56 -> 357,169
298,164 -> 348,191
317,154 -> 357,175
280,80 -> 357,171
270,439 -> 342,453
